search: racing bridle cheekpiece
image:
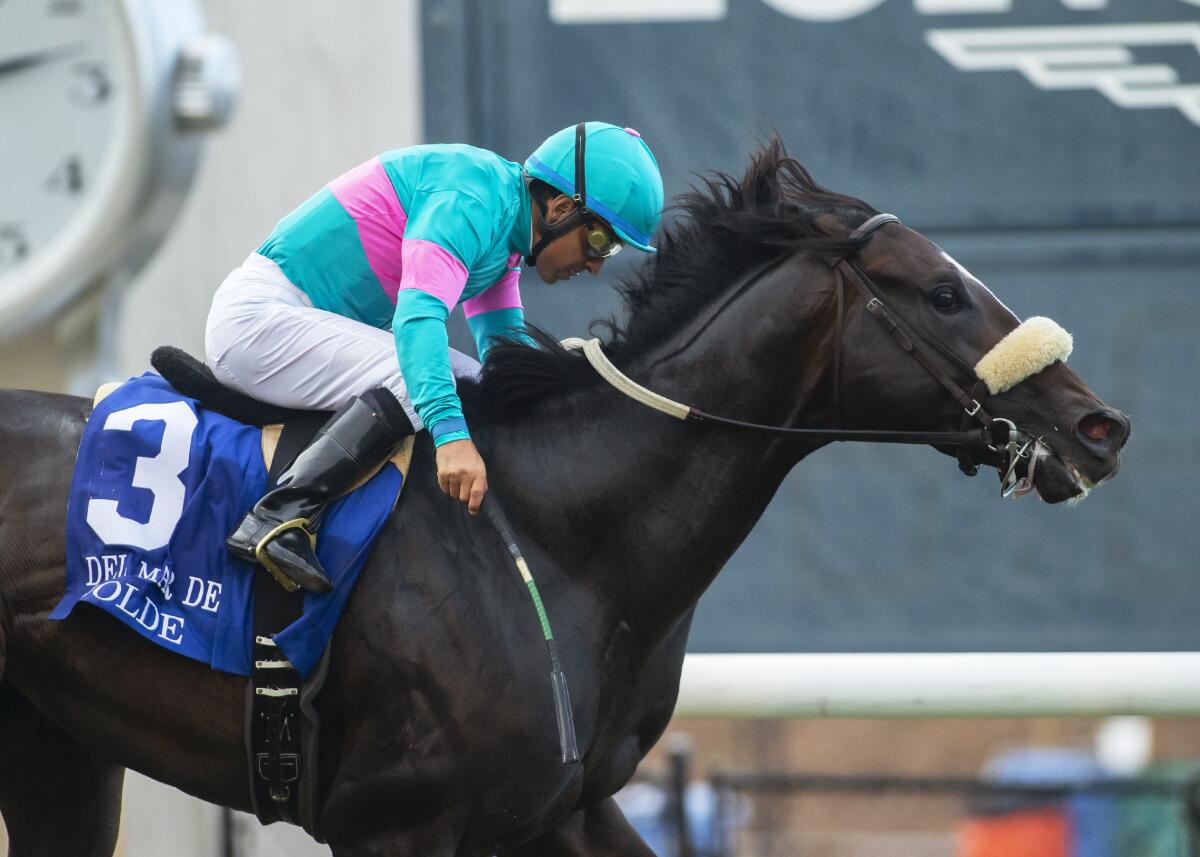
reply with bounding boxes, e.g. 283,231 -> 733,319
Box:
562,213 -> 1074,499
526,123 -> 622,267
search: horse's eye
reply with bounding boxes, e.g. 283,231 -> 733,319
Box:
931,287 -> 961,312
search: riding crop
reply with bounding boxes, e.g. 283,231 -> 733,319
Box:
483,496 -> 580,764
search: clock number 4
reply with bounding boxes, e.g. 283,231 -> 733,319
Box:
46,157 -> 84,195
85,402 -> 199,551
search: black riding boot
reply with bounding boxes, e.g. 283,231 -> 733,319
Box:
227,388 -> 413,593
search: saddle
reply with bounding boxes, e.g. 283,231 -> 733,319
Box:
149,346 -> 328,428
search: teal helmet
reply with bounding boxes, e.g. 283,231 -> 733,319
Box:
525,121 -> 664,254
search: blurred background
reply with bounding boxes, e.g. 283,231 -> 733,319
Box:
2,0 -> 1199,855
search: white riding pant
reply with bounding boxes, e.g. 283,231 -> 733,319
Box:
204,253 -> 480,431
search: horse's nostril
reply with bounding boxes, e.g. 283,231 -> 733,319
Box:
1079,413 -> 1112,441
1075,410 -> 1129,452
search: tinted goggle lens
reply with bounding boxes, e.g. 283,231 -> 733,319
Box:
584,222 -> 622,259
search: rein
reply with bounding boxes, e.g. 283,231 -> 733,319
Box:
563,213 -> 1051,498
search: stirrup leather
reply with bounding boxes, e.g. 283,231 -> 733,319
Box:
254,519 -> 318,593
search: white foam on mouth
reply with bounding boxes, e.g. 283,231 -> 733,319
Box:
1065,464 -> 1094,506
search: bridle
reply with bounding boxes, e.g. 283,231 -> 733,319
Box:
563,213 -> 1047,498
829,213 -> 1044,493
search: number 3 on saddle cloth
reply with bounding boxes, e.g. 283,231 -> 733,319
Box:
50,372 -> 408,680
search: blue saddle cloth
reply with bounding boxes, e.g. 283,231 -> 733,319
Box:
50,373 -> 403,679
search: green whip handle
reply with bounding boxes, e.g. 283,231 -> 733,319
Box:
484,498 -> 580,764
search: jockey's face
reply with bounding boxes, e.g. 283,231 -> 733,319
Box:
533,194 -> 609,284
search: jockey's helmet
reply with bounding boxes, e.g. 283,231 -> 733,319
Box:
525,122 -> 664,254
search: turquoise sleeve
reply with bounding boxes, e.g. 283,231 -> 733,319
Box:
466,307 -> 531,362
392,289 -> 471,446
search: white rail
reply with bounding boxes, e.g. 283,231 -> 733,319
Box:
675,653 -> 1200,717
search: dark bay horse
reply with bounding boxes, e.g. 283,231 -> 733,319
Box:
0,142 -> 1128,856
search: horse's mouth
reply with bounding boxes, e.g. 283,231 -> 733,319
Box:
1029,447 -> 1106,505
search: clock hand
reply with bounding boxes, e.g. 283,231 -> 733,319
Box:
0,42 -> 84,77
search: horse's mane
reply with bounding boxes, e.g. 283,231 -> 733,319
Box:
462,137 -> 878,425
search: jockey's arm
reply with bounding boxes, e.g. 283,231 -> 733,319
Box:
394,191 -> 516,515
392,289 -> 470,443
465,307 -> 528,362
393,288 -> 487,514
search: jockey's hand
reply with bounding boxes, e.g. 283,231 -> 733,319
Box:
435,438 -> 488,516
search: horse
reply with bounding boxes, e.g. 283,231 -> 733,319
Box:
0,140 -> 1128,856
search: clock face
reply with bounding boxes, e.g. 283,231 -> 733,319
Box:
0,0 -> 230,335
0,0 -> 133,288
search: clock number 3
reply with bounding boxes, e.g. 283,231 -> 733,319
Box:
85,401 -> 198,551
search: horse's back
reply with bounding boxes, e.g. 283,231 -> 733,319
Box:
0,387 -> 89,468
0,388 -> 87,561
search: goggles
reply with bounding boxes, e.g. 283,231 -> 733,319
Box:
584,218 -> 622,259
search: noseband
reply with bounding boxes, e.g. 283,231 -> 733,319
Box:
564,213 -> 1055,498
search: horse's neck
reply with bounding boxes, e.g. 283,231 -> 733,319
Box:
494,258 -> 837,643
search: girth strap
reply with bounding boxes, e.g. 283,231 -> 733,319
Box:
246,413 -> 331,841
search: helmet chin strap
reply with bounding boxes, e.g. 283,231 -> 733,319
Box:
525,205 -> 583,267
526,123 -> 590,267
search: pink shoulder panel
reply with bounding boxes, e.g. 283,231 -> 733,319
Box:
327,157 -> 408,299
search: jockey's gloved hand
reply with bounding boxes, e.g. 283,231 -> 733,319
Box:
436,438 -> 488,516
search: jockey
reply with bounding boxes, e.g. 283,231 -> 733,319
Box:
205,122 -> 664,593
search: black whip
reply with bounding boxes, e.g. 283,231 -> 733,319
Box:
483,497 -> 580,764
